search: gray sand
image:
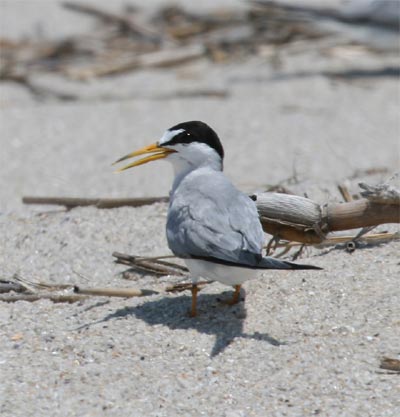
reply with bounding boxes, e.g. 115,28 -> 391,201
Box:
1,1 -> 399,416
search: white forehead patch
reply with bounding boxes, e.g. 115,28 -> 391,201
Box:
159,128 -> 185,145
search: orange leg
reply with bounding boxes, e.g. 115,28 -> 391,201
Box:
190,284 -> 199,317
222,284 -> 242,305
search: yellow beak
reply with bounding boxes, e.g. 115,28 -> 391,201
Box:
113,143 -> 175,172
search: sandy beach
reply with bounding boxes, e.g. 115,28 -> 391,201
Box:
1,1 -> 399,416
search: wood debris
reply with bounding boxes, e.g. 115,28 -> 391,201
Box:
166,281 -> 211,293
112,252 -> 188,277
2,1 -> 395,99
5,180 -> 399,300
22,180 -> 400,248
379,357 -> 400,373
73,285 -> 158,297
0,273 -> 159,303
22,196 -> 168,209
254,180 -> 400,244
0,293 -> 88,303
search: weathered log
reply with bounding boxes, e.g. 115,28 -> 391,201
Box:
254,193 -> 324,244
254,182 -> 400,243
326,199 -> 399,231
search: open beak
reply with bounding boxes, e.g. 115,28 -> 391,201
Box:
113,143 -> 175,172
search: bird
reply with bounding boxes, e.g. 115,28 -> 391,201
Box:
114,121 -> 321,317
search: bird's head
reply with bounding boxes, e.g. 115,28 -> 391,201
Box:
113,121 -> 224,173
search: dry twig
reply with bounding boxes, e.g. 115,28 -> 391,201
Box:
65,44 -> 205,80
6,1 -> 393,99
112,251 -> 188,276
338,183 -> 354,202
63,1 -> 160,41
73,285 -> 158,297
0,293 -> 87,303
22,196 -> 168,209
0,274 -> 159,303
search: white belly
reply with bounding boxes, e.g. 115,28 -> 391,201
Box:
184,259 -> 259,286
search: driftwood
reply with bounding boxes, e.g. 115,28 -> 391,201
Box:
112,251 -> 188,276
337,183 -> 354,202
113,253 -> 212,292
7,181 -> 400,302
3,1 -> 396,102
62,1 -> 161,41
274,232 -> 399,250
166,281 -> 211,293
112,230 -> 397,278
254,182 -> 400,244
0,293 -> 87,303
65,44 -> 206,80
380,357 -> 400,373
251,0 -> 400,30
0,274 -> 160,303
0,289 -> 159,303
22,182 -> 399,244
73,285 -> 158,297
9,274 -> 72,292
358,181 -> 400,204
0,281 -> 27,293
22,196 -> 168,209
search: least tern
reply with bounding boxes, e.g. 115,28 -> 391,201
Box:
114,121 -> 321,316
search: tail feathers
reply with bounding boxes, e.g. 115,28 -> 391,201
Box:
259,257 -> 322,270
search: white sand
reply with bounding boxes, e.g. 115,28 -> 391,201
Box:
1,1 -> 399,416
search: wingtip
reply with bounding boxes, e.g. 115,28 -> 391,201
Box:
293,264 -> 323,270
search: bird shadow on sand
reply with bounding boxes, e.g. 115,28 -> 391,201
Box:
98,289 -> 285,357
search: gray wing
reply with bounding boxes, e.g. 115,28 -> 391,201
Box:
166,170 -> 265,266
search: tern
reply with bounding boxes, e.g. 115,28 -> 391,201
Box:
114,121 -> 321,316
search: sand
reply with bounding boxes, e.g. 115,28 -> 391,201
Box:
0,1 -> 399,416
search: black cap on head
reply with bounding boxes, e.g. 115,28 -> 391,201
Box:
164,121 -> 224,160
